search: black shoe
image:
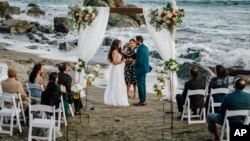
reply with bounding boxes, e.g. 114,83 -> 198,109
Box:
133,102 -> 146,106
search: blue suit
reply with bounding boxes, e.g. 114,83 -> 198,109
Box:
134,44 -> 151,103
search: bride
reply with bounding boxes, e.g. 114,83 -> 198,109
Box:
104,39 -> 129,106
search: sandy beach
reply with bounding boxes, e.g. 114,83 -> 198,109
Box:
0,49 -> 213,141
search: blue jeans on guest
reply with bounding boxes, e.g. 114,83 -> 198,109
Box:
207,113 -> 224,134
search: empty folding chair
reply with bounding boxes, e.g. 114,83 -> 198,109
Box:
220,110 -> 250,141
56,96 -> 67,128
2,92 -> 27,125
28,104 -> 56,141
0,95 -> 22,136
207,88 -> 229,114
26,83 -> 44,103
181,89 -> 207,124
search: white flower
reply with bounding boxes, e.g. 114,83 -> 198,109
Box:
166,20 -> 170,24
80,6 -> 86,11
85,14 -> 90,20
76,83 -> 83,91
87,6 -> 93,13
75,63 -> 80,69
158,8 -> 163,16
166,11 -> 173,18
93,65 -> 100,72
169,65 -> 175,70
156,83 -> 164,90
76,4 -> 82,9
92,13 -> 96,18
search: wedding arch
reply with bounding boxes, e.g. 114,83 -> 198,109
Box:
70,1 -> 183,104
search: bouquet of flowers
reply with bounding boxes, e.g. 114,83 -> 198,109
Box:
85,74 -> 95,87
165,58 -> 181,72
153,82 -> 165,101
68,4 -> 98,30
92,64 -> 100,77
75,58 -> 86,73
149,2 -> 184,32
71,83 -> 83,99
157,73 -> 168,85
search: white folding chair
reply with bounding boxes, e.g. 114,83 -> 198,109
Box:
26,83 -> 44,103
220,110 -> 250,141
0,95 -> 22,136
55,96 -> 67,128
28,104 -> 56,141
2,92 -> 27,125
207,88 -> 229,114
181,89 -> 207,124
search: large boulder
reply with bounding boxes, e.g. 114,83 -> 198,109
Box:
103,36 -> 114,46
0,1 -> 9,18
59,42 -> 74,51
27,6 -> 45,17
177,62 -> 215,82
109,13 -> 139,27
8,6 -> 21,15
27,3 -> 39,8
180,48 -> 207,62
149,51 -> 162,60
0,19 -> 33,34
114,0 -> 124,7
121,4 -> 142,23
54,17 -> 70,33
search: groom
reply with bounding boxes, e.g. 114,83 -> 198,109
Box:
134,36 -> 151,106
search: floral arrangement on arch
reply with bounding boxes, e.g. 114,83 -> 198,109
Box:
75,58 -> 86,73
165,58 -> 181,72
68,4 -> 98,30
149,2 -> 184,32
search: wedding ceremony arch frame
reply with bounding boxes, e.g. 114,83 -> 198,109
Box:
75,6 -> 177,137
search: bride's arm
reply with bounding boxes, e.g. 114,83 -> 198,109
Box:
112,50 -> 125,65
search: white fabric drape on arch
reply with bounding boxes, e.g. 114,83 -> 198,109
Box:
75,7 -> 110,97
143,8 -> 178,101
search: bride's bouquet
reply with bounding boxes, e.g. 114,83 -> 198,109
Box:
85,74 -> 95,88
71,83 -> 83,99
92,64 -> 100,77
153,82 -> 165,101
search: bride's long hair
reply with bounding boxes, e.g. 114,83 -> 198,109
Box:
108,39 -> 122,62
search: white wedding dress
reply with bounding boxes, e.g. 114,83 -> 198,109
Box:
104,53 -> 129,106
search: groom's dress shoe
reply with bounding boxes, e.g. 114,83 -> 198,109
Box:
133,102 -> 146,106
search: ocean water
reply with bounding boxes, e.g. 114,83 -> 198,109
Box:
1,0 -> 250,94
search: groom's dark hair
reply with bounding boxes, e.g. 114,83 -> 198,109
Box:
136,36 -> 144,43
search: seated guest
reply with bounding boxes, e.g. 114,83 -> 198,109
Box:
57,63 -> 79,114
29,63 -> 45,98
1,68 -> 30,107
207,79 -> 250,141
206,65 -> 229,113
41,72 -> 66,109
176,66 -> 206,116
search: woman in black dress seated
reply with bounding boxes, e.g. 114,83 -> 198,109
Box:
124,39 -> 137,98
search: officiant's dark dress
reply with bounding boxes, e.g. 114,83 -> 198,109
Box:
124,47 -> 137,85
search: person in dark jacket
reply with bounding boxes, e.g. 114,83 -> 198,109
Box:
207,78 -> 250,141
206,65 -> 229,113
176,66 -> 206,116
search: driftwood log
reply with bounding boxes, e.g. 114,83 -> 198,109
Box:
208,67 -> 250,76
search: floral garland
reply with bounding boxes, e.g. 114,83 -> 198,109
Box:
165,58 -> 181,72
75,58 -> 86,73
91,64 -> 100,77
85,74 -> 95,87
157,73 -> 168,85
149,2 -> 184,32
68,4 -> 98,30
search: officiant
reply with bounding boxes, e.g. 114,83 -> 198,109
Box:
123,39 -> 137,99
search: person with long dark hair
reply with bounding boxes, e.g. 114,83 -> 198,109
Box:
124,39 -> 137,98
206,65 -> 229,113
104,39 -> 129,106
41,72 -> 66,109
29,63 -> 45,98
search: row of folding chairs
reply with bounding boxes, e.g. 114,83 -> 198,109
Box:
181,88 -> 231,124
